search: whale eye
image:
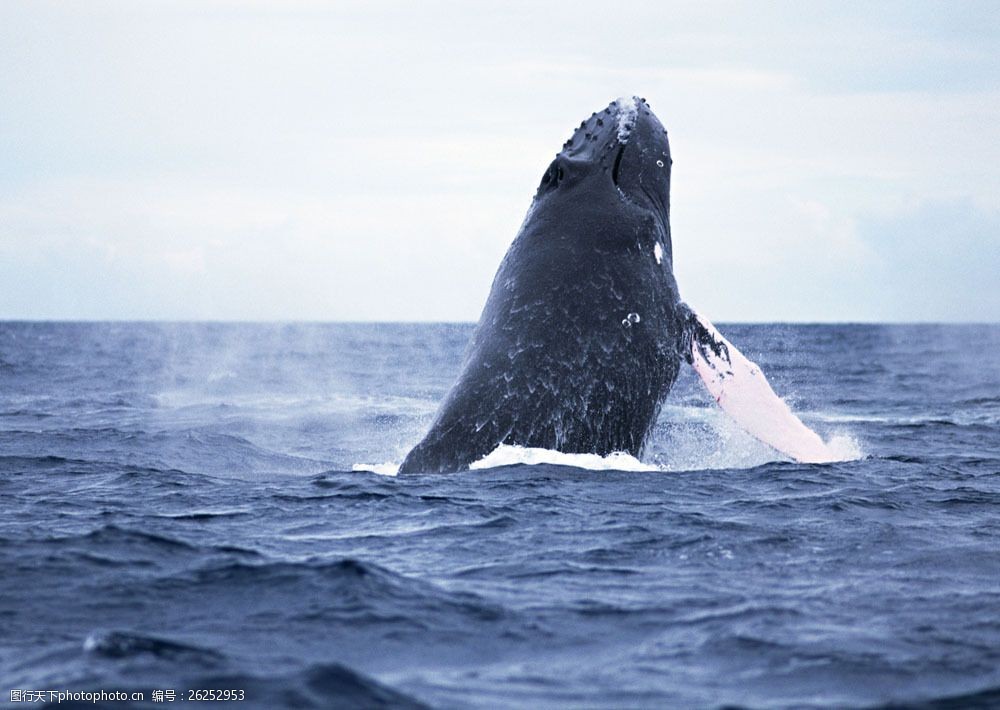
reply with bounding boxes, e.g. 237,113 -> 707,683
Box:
538,158 -> 564,193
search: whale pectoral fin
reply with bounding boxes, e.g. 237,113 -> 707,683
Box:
684,309 -> 838,464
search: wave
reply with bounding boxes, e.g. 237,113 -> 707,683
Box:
187,663 -> 430,709
0,454 -> 94,469
13,524 -> 263,570
161,557 -> 507,627
355,432 -> 863,475
810,410 -> 1000,428
77,524 -> 198,551
35,653 -> 428,709
83,630 -> 225,665
352,461 -> 401,476
867,684 -> 1000,709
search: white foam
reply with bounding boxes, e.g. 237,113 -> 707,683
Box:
615,95 -> 639,142
351,420 -> 861,477
351,462 -> 399,476
823,434 -> 864,461
654,242 -> 663,264
471,444 -> 658,472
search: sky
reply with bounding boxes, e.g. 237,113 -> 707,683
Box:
1,1 -> 998,322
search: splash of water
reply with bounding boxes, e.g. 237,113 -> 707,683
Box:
471,445 -> 658,471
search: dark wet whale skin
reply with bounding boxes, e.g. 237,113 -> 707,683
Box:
400,98 -> 684,473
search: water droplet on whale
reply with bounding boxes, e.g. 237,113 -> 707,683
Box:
621,312 -> 641,328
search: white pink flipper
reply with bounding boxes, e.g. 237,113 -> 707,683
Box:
688,312 -> 838,464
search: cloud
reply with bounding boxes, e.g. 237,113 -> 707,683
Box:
855,199 -> 1000,321
0,1 -> 998,320
0,176 -> 522,320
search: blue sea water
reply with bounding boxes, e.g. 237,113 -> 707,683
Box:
1,322 -> 998,709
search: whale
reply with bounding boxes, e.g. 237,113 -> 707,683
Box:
399,97 -> 835,474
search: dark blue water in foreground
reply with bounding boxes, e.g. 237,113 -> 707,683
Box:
1,323 -> 999,709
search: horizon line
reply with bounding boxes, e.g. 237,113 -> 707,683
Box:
2,318 -> 998,327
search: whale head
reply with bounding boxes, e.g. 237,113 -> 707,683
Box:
531,96 -> 673,260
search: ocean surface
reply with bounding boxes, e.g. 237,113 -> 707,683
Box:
1,322 -> 998,709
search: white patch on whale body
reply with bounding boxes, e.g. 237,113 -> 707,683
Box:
471,444 -> 658,472
654,242 -> 663,264
615,95 -> 639,143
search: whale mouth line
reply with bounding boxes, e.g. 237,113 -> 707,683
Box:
611,143 -> 626,187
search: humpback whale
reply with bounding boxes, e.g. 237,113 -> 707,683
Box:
399,97 -> 834,474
